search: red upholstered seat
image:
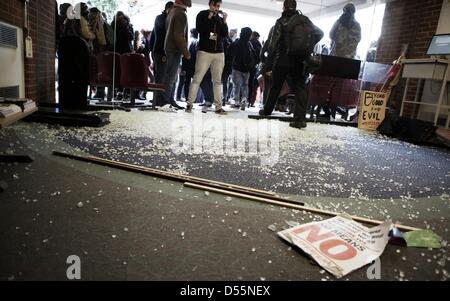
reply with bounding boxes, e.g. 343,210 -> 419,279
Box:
308,75 -> 361,107
89,55 -> 99,85
120,53 -> 165,92
96,52 -> 121,86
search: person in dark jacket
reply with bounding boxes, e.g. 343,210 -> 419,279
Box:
111,12 -> 134,54
248,31 -> 262,107
185,0 -> 229,114
149,1 -> 174,106
259,0 -> 309,129
221,34 -> 233,105
138,29 -> 153,100
57,2 -> 71,49
110,12 -> 134,100
177,28 -> 198,101
162,0 -> 192,108
228,27 -> 256,110
140,30 -> 152,66
260,26 -> 274,107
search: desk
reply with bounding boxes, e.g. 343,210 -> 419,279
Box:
0,107 -> 37,164
0,107 -> 38,129
400,58 -> 450,128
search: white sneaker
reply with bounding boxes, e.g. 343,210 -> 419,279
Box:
159,104 -> 176,112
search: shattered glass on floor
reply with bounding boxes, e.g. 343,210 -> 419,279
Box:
9,109 -> 450,199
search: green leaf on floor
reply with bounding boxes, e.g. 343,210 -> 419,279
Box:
403,230 -> 442,249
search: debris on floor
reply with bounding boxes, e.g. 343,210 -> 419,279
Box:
278,215 -> 392,278
388,227 -> 407,246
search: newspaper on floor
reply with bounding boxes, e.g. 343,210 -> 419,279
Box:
278,215 -> 392,278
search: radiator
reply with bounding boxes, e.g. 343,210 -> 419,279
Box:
0,22 -> 25,98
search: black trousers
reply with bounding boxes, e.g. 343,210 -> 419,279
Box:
263,65 -> 308,121
248,67 -> 256,101
221,71 -> 231,103
200,69 -> 214,104
176,72 -> 186,100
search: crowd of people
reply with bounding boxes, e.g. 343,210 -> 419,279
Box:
56,0 -> 366,129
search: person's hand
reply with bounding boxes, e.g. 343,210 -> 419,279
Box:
183,49 -> 191,60
221,11 -> 228,22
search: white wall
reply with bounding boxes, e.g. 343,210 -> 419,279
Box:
0,22 -> 25,98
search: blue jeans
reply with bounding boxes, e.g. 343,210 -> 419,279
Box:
161,51 -> 182,106
232,69 -> 250,104
153,52 -> 168,106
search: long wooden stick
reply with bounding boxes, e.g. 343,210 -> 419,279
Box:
183,182 -> 421,232
52,151 -> 304,204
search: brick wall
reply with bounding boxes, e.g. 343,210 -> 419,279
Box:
0,0 -> 56,103
376,0 -> 443,115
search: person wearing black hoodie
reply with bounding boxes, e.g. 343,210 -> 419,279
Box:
186,0 -> 229,114
111,12 -> 134,55
248,31 -> 262,108
259,0 -> 309,129
228,27 -> 256,111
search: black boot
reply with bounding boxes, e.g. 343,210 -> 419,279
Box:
289,121 -> 307,129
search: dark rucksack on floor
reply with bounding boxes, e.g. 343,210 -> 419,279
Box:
286,12 -> 324,58
378,111 -> 437,144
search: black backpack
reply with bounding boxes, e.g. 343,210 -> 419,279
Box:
244,41 -> 257,71
286,12 -> 324,58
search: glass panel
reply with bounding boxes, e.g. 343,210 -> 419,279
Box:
55,0 -> 388,113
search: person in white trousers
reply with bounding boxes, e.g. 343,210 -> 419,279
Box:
185,0 -> 229,114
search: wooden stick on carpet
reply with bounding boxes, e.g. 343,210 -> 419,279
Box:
183,182 -> 421,232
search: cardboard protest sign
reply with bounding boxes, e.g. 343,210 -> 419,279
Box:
358,91 -> 388,131
278,216 -> 392,278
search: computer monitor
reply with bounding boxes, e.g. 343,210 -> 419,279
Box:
426,34 -> 450,56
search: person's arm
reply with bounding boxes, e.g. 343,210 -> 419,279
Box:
254,42 -> 261,65
266,20 -> 282,70
127,24 -> 134,42
196,11 -> 210,36
149,30 -> 155,52
228,40 -> 236,58
329,20 -> 339,40
355,23 -> 362,43
80,16 -> 95,40
96,17 -> 107,46
173,13 -> 190,58
260,26 -> 274,63
219,19 -> 228,39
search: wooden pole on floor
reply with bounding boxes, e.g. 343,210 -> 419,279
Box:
52,150 -> 304,205
183,182 -> 422,232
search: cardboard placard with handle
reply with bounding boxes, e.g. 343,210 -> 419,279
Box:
358,90 -> 388,131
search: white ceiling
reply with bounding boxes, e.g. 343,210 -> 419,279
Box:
192,0 -> 380,18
